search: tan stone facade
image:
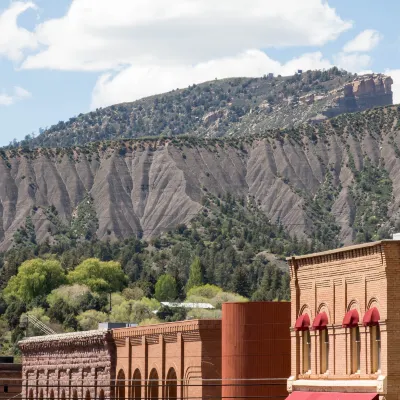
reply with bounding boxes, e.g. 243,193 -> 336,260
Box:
286,240 -> 400,399
19,330 -> 116,400
112,319 -> 221,400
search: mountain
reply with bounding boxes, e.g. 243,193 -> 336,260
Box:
2,105 -> 400,253
15,68 -> 393,148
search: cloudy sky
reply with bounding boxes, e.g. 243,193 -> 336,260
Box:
0,0 -> 399,145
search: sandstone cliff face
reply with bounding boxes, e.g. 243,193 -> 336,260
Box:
2,106 -> 400,251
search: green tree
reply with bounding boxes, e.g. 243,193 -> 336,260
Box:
154,274 -> 177,301
186,257 -> 203,292
230,266 -> 251,298
67,258 -> 127,293
4,259 -> 66,303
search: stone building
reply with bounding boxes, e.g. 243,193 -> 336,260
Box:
112,319 -> 221,400
19,330 -> 116,400
286,240 -> 400,400
0,357 -> 22,400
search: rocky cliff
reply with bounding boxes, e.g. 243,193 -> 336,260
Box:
13,68 -> 393,149
2,106 -> 400,251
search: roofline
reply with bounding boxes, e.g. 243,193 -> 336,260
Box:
286,240 -> 400,261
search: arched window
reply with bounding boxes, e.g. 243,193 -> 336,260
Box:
371,325 -> 381,373
302,330 -> 311,373
85,390 -> 91,400
28,389 -> 34,400
166,368 -> 177,400
117,370 -> 126,400
98,390 -> 105,400
49,389 -> 55,400
320,329 -> 329,374
132,369 -> 141,400
148,369 -> 159,400
60,390 -> 66,400
351,326 -> 361,374
72,390 -> 78,400
39,389 -> 44,400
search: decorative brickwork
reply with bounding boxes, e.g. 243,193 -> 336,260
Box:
112,319 -> 221,400
287,240 -> 400,399
19,330 -> 116,400
0,363 -> 22,399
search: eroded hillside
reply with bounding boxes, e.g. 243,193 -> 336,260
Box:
2,106 -> 400,251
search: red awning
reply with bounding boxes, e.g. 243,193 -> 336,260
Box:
343,309 -> 359,328
287,392 -> 378,400
295,314 -> 310,331
311,312 -> 328,331
363,307 -> 380,327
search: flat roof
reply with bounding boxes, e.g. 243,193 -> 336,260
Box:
286,240 -> 400,261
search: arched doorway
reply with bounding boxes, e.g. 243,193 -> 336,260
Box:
148,369 -> 159,400
166,368 -> 177,400
132,369 -> 141,400
117,370 -> 126,400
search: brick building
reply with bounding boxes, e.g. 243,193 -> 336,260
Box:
112,319 -> 221,400
222,302 -> 291,400
19,330 -> 116,400
0,357 -> 22,400
286,240 -> 400,400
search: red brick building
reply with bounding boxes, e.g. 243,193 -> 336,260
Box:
222,302 -> 291,400
112,319 -> 221,400
19,330 -> 116,400
0,358 -> 22,400
286,240 -> 398,400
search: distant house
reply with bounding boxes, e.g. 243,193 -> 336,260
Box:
160,302 -> 215,309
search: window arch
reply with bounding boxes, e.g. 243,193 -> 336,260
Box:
60,390 -> 66,400
132,369 -> 141,400
148,369 -> 159,400
98,390 -> 105,400
85,390 -> 91,400
39,389 -> 43,400
72,390 -> 78,400
49,389 -> 55,400
117,370 -> 126,400
28,389 -> 33,400
166,368 -> 177,400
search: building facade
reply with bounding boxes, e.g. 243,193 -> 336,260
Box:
0,357 -> 22,400
19,330 -> 116,400
112,319 -> 221,400
286,240 -> 400,400
222,302 -> 291,400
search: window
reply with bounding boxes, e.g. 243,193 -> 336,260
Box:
320,329 -> 329,374
302,330 -> 311,373
4,386 -> 8,393
371,325 -> 381,373
166,368 -> 177,400
351,326 -> 361,374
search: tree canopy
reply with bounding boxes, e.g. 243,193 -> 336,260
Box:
155,274 -> 177,301
4,259 -> 66,303
67,258 -> 127,293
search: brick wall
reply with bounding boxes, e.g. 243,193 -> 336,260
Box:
112,320 -> 221,400
288,240 -> 400,397
19,331 -> 116,400
0,364 -> 22,400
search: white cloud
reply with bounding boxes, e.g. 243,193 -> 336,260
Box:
333,52 -> 372,73
0,86 -> 32,106
91,50 -> 332,108
0,1 -> 38,61
343,29 -> 382,53
385,69 -> 400,104
21,0 -> 351,71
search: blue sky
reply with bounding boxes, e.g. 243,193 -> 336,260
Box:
1,0 -> 400,146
